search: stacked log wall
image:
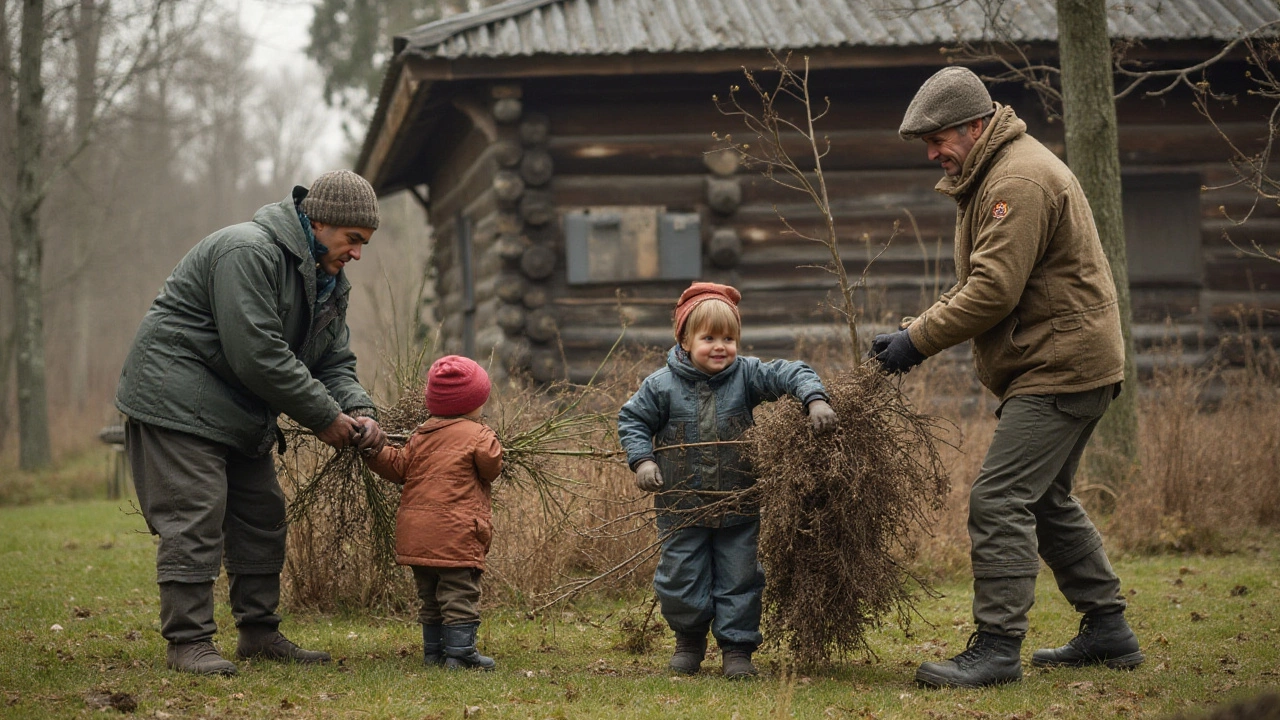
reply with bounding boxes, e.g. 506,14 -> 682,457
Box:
425,64 -> 1280,382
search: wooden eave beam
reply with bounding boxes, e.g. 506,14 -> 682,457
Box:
364,69 -> 431,191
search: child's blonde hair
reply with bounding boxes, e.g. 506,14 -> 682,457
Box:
679,298 -> 741,345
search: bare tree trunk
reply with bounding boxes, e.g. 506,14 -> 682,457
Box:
12,0 -> 52,469
1057,0 -> 1139,486
69,0 -> 101,408
0,3 -> 18,450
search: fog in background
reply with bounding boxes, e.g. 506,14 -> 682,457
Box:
0,0 -> 436,462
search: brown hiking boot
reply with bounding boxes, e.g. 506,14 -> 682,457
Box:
721,648 -> 758,679
236,625 -> 331,664
166,641 -> 237,675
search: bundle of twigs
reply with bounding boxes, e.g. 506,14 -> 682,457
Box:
280,373 -> 620,609
746,363 -> 950,666
278,432 -> 407,611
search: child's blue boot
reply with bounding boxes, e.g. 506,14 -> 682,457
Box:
423,623 -> 444,666
443,622 -> 496,671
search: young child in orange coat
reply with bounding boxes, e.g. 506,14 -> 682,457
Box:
365,355 -> 503,670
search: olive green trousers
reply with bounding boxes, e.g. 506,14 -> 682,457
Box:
968,386 -> 1126,637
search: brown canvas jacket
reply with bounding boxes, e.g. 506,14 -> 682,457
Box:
366,417 -> 503,570
906,104 -> 1125,400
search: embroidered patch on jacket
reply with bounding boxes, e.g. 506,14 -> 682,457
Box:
992,201 -> 1009,220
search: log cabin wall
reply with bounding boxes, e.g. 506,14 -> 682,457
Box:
426,84 -> 567,381
423,62 -> 1279,383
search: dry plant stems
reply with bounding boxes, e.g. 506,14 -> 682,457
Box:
281,339 -> 627,612
713,50 -> 873,355
1109,323 -> 1280,553
1194,33 -> 1280,248
747,364 -> 951,665
279,429 -> 411,612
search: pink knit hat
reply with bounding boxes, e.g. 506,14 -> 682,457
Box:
673,281 -> 742,342
425,355 -> 491,417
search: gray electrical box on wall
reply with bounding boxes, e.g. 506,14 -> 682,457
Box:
565,206 -> 701,285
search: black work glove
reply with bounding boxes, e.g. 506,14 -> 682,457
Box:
870,329 -> 927,374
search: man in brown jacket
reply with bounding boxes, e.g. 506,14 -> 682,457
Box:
874,66 -> 1144,688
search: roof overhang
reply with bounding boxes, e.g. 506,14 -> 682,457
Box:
355,36 -> 1239,196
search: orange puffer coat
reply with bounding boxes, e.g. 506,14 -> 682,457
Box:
365,417 -> 503,570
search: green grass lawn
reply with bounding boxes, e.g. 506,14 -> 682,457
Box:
1,500 -> 1277,719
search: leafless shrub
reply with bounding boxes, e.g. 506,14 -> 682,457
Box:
1109,320 -> 1280,553
747,363 -> 951,665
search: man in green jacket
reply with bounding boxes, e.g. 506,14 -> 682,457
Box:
117,170 -> 388,675
873,67 -> 1144,688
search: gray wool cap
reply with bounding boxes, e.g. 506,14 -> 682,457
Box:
898,66 -> 994,140
300,170 -> 380,230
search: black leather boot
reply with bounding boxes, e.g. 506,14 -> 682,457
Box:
916,631 -> 1023,688
668,632 -> 707,675
1032,611 -> 1144,669
443,622 -> 495,671
423,623 -> 444,666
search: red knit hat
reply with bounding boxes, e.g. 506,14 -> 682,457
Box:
673,281 -> 742,342
425,355 -> 491,417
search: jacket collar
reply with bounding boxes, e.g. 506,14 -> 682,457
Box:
665,345 -> 738,384
935,103 -> 1026,201
253,188 -> 352,308
417,417 -> 474,433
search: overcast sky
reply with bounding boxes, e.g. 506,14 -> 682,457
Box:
226,0 -> 350,171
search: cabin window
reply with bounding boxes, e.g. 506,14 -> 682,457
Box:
1123,173 -> 1203,287
564,206 -> 702,284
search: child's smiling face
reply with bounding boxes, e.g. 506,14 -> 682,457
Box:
682,324 -> 738,375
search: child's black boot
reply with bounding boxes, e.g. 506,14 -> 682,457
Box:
443,622 -> 496,671
668,632 -> 707,675
423,623 -> 444,666
720,644 -> 758,679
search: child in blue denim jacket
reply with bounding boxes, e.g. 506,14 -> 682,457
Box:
617,282 -> 837,678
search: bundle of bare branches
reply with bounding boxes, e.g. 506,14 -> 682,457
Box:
747,363 -> 950,666
280,375 -> 620,611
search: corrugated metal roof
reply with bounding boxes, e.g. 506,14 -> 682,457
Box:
396,0 -> 1280,61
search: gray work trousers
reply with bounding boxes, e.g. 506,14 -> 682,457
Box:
968,386 -> 1126,637
127,419 -> 287,641
412,566 -> 483,625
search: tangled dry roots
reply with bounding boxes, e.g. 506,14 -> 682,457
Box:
747,363 -> 950,665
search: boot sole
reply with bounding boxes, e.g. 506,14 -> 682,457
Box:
1030,651 -> 1145,670
914,667 -> 1021,689
236,654 -> 331,664
167,662 -> 237,676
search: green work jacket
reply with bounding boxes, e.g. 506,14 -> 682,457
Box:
116,188 -> 376,456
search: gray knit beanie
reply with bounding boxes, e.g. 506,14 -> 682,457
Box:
898,66 -> 994,140
300,170 -> 380,230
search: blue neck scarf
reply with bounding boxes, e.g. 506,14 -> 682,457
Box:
296,205 -> 335,307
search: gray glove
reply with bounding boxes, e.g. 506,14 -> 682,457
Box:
634,460 -> 663,492
807,399 -> 838,434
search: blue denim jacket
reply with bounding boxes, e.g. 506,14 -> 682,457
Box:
618,346 -> 827,529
